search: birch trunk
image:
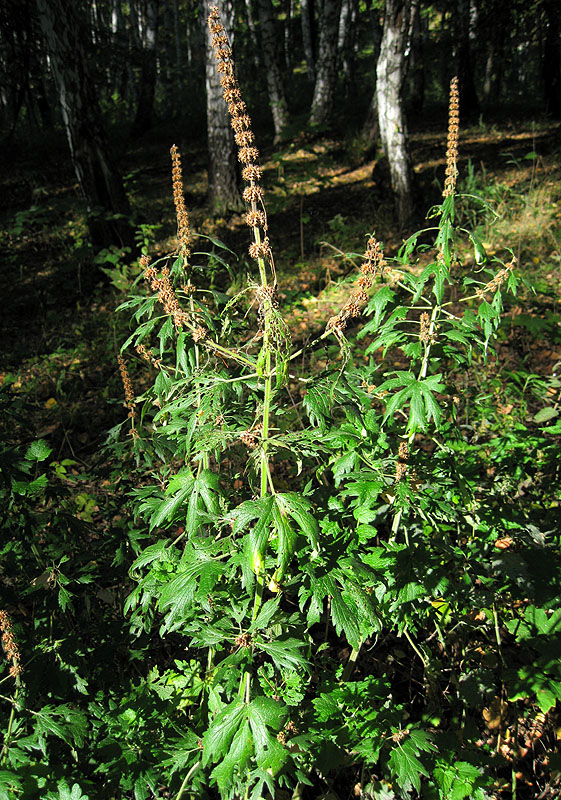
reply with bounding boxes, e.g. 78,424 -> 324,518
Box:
257,0 -> 289,141
309,0 -> 343,127
204,0 -> 242,210
35,0 -> 134,251
300,0 -> 316,81
376,0 -> 414,228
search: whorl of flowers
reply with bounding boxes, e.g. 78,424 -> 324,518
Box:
443,77 -> 460,198
327,237 -> 386,334
207,7 -> 271,274
170,144 -> 192,262
0,610 -> 22,680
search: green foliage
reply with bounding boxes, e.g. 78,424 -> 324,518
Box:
101,110 -> 561,800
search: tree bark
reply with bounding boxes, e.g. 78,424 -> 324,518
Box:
300,0 -> 316,82
131,0 -> 160,138
309,0 -> 343,127
376,0 -> 414,229
257,0 -> 289,141
362,9 -> 383,144
35,0 -> 134,251
337,0 -> 359,92
204,0 -> 242,211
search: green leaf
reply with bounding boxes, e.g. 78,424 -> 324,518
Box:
434,760 -> 484,800
388,741 -> 429,794
276,493 -> 319,551
257,638 -> 309,670
211,719 -> 253,795
25,439 -> 52,462
150,477 -> 194,530
202,700 -> 247,766
534,406 -> 558,423
329,581 -> 361,649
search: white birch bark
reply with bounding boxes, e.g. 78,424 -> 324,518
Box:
309,0 -> 343,127
257,0 -> 289,141
204,0 -> 242,210
376,0 -> 414,228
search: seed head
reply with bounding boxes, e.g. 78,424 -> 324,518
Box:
443,77 -> 460,198
117,355 -> 135,412
0,610 -> 22,680
170,145 -> 192,262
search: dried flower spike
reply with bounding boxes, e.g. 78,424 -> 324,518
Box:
476,256 -> 516,298
443,77 -> 460,198
207,6 -> 272,281
326,236 -> 385,335
170,145 -> 192,262
117,355 -> 136,416
0,609 -> 22,680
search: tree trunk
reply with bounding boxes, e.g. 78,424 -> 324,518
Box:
35,0 -> 134,251
542,0 -> 561,118
408,0 -> 424,115
309,0 -> 343,127
337,0 -> 359,92
362,9 -> 383,143
376,0 -> 414,229
300,0 -> 316,82
204,0 -> 242,211
257,0 -> 289,141
131,0 -> 160,138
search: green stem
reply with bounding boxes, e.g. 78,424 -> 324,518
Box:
341,642 -> 362,682
0,685 -> 20,766
173,759 -> 201,800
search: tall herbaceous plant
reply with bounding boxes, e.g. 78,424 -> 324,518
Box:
118,12 -> 518,797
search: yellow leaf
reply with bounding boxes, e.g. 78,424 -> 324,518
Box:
45,397 -> 57,409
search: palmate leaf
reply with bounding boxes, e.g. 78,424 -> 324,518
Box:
257,638 -> 310,670
202,700 -> 247,767
388,741 -> 429,794
434,760 -> 485,800
379,372 -> 445,433
158,555 -> 224,632
211,719 -> 253,796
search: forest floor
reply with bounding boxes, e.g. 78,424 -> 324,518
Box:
1,114 -> 561,799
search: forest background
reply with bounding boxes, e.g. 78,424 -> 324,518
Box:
1,1 -> 561,799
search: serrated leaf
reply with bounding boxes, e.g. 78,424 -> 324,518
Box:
202,700 -> 247,766
329,583 -> 361,649
388,742 -> 429,794
257,638 -> 309,670
25,439 -> 52,462
250,598 -> 280,632
211,719 -> 253,795
150,480 -> 194,530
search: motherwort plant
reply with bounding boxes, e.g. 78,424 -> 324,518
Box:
116,13 -> 556,800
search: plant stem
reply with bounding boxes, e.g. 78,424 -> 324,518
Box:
173,759 -> 201,800
342,642 -> 362,681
